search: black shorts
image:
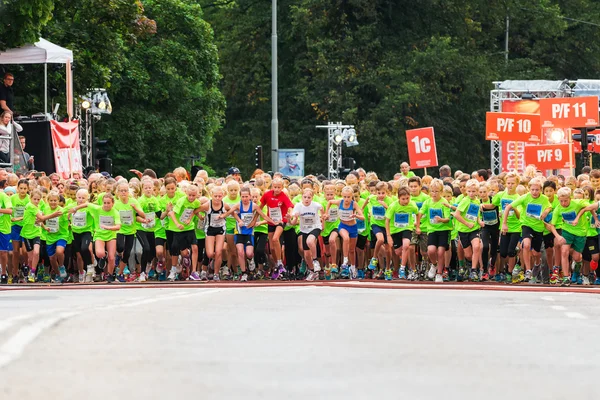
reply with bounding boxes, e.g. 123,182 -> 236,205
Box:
23,236 -> 41,252
166,230 -> 175,251
427,230 -> 451,250
458,230 -> 480,249
171,230 -> 197,254
155,237 -> 166,247
582,236 -> 600,261
206,226 -> 225,236
322,229 -> 338,245
235,234 -> 254,247
268,223 -> 285,233
543,232 -> 555,249
521,226 -> 543,252
356,235 -> 368,250
301,229 -> 321,250
391,230 -> 412,249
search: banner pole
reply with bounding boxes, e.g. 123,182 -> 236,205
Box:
424,167 -> 428,176
568,128 -> 574,176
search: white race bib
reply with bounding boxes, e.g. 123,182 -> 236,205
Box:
142,212 -> 156,229
99,215 -> 115,229
328,207 -> 339,222
119,210 -> 133,226
241,213 -> 254,227
301,215 -> 316,230
180,208 -> 194,225
197,216 -> 206,230
46,217 -> 59,233
269,207 -> 282,223
339,209 -> 353,222
73,211 -> 87,228
14,206 -> 25,218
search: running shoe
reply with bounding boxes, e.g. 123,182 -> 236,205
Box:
213,273 -> 220,281
240,273 -> 248,282
469,270 -> 479,282
577,274 -> 583,285
158,269 -> 167,282
189,271 -> 200,281
505,272 -> 512,284
28,271 -> 36,283
43,273 -> 50,283
330,264 -> 339,274
123,266 -> 131,276
340,264 -> 350,279
561,276 -> 571,287
313,260 -> 321,272
78,272 -> 85,283
148,269 -> 157,280
384,268 -> 392,281
582,275 -> 591,285
494,272 -> 504,283
435,274 -> 443,283
357,269 -> 365,279
442,269 -> 449,282
37,268 -> 44,283
116,274 -> 126,283
399,268 -> 407,280
271,264 -> 285,280
59,266 -> 67,279
324,264 -> 331,280
106,274 -> 115,284
167,267 -> 177,282
0,274 -> 7,284
200,270 -> 208,281
368,258 -> 378,270
248,259 -> 256,272
524,269 -> 533,282
85,268 -> 94,283
550,266 -> 559,285
305,271 -> 318,281
481,272 -> 489,281
594,276 -> 600,285
427,264 -> 436,280
408,269 -> 417,281
138,272 -> 147,282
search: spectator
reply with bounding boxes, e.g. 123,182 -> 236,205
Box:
477,168 -> 489,181
439,164 -> 451,178
0,73 -> 15,115
18,136 -> 34,170
400,162 -> 416,178
0,111 -> 22,164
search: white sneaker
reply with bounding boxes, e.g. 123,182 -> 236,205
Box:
240,273 -> 248,282
428,265 -> 437,280
200,270 -> 208,281
138,272 -> 147,282
306,271 -> 317,281
167,267 -> 177,282
85,267 -> 94,283
313,260 -> 321,272
435,274 -> 443,283
583,275 -> 590,285
350,265 -> 357,279
248,259 -> 256,271
78,272 -> 85,283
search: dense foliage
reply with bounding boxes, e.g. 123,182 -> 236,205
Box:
2,0 -> 600,177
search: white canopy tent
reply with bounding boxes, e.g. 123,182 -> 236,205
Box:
0,38 -> 74,118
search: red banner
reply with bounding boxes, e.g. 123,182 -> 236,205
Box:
524,143 -> 573,170
486,112 -> 542,142
405,127 -> 438,169
539,96 -> 599,129
50,120 -> 82,179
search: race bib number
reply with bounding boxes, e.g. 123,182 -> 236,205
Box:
14,206 -> 25,218
501,199 -> 515,216
561,211 -> 576,224
211,213 -> 226,227
429,208 -> 443,225
73,211 -> 87,228
196,216 -> 206,230
357,218 -> 366,233
482,210 -> 498,226
180,208 -> 194,225
301,214 -> 316,230
372,206 -> 385,221
526,203 -> 542,220
339,209 -> 353,221
394,213 -> 409,229
99,215 -> 115,229
269,207 -> 282,223
241,213 -> 254,227
465,203 -> 479,222
120,210 -> 134,226
142,212 -> 156,229
328,207 -> 339,222
46,217 -> 59,233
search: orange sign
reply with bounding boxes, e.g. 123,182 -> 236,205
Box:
539,96 -> 599,129
405,127 -> 438,169
486,112 -> 542,142
524,143 -> 573,170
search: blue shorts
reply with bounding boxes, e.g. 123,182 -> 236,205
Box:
0,232 -> 11,252
10,225 -> 23,242
46,239 -> 67,257
338,222 -> 358,238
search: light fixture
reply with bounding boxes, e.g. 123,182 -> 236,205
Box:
343,128 -> 359,147
81,100 -> 91,109
521,92 -> 535,100
550,128 -> 565,143
333,129 -> 343,145
98,101 -> 106,110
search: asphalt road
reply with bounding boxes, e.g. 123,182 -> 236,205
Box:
0,286 -> 598,400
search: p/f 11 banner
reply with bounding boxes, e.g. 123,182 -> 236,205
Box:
405,127 -> 438,169
50,120 -> 82,179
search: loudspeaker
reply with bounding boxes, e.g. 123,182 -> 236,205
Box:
98,158 -> 112,176
19,121 -> 55,174
191,165 -> 202,181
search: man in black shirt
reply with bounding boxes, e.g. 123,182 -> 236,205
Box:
0,73 -> 15,115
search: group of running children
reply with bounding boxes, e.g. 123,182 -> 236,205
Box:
0,165 -> 599,287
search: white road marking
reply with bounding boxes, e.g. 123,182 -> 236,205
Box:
550,305 -> 566,311
565,312 -> 587,320
541,296 -> 555,302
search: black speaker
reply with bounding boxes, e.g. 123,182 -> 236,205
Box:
98,158 -> 112,176
19,121 -> 55,174
190,165 -> 202,181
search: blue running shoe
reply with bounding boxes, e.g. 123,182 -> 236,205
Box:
148,269 -> 156,280
330,264 -> 339,274
59,266 -> 67,279
368,258 -> 378,271
384,269 -> 392,281
495,273 -> 504,283
595,277 -> 600,285
116,274 -> 126,283
571,271 -> 579,284
357,269 -> 365,279
577,274 -> 583,285
158,269 -> 167,281
340,264 -> 349,278
399,268 -> 407,280
123,266 -> 131,276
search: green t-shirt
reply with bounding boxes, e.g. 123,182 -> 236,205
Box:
91,204 -> 121,242
114,198 -> 140,235
172,197 -> 201,232
21,202 -> 42,239
254,206 -> 269,234
0,192 -> 11,235
402,171 -> 416,178
11,194 -> 29,227
552,199 -> 588,237
510,193 -> 552,233
543,196 -> 560,234
43,206 -> 69,244
357,198 -> 370,237
136,195 -> 160,233
385,200 -> 419,234
224,196 -> 240,232
419,197 -> 453,232
368,195 -> 394,227
69,203 -> 95,234
162,192 -> 185,232
195,211 -> 207,239
411,192 -> 430,232
456,196 -> 481,233
322,198 -> 339,236
492,191 -> 521,233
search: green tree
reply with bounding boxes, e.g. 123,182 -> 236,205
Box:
0,0 -> 54,49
